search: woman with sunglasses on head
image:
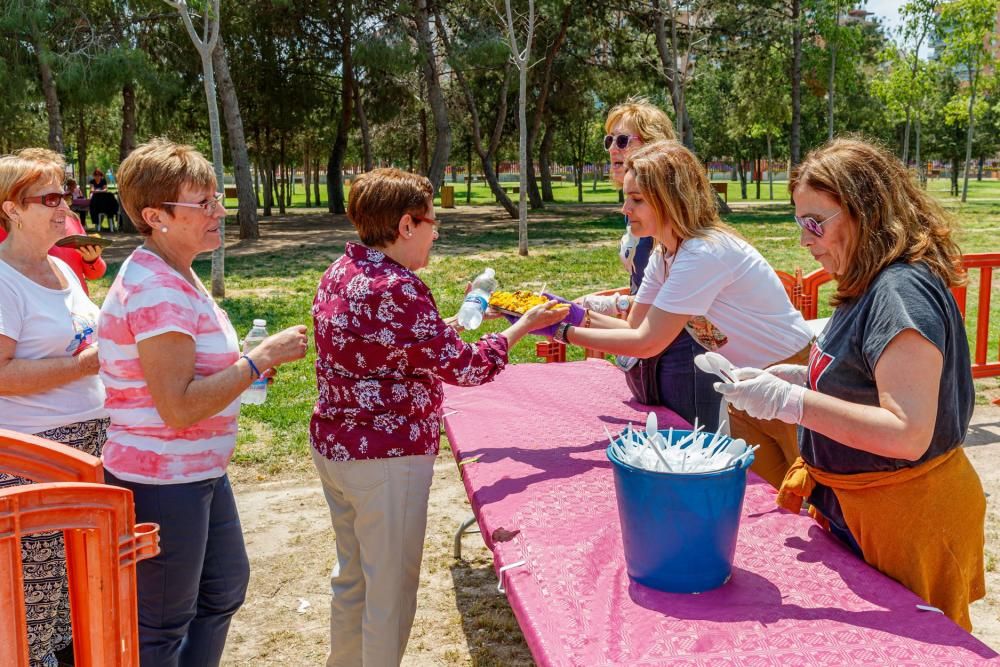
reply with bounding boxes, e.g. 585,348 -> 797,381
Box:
0,148 -> 107,667
97,139 -> 309,666
713,138 -> 983,630
311,168 -> 566,666
544,140 -> 812,453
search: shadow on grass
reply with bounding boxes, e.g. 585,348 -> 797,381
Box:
449,556 -> 535,667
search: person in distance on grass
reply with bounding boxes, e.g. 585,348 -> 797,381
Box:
310,167 -> 566,667
0,147 -> 107,667
535,141 -> 812,482
712,137 -> 984,630
98,138 -> 308,666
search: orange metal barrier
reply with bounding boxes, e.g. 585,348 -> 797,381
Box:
0,429 -> 160,667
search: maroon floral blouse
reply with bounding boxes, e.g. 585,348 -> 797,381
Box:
311,242 -> 509,461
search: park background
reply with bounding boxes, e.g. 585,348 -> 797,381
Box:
5,0 -> 1000,664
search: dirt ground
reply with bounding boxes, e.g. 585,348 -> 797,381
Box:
97,207 -> 1000,665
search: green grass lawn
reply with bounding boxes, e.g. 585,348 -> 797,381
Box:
88,191 -> 1000,471
265,176 -> 1000,209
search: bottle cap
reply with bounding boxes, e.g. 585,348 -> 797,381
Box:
253,319 -> 267,327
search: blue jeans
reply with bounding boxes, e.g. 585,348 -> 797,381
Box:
656,329 -> 723,432
105,472 -> 249,667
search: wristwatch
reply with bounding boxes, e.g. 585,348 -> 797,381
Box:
615,294 -> 631,314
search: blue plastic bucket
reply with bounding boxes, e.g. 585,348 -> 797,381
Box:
607,429 -> 752,593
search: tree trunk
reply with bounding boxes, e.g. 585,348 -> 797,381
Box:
303,146 -> 312,207
755,154 -> 761,199
915,116 -> 924,188
576,161 -> 583,202
790,0 -> 802,165
466,139 -> 473,204
278,134 -> 287,215
213,40 -> 259,239
539,122 -> 555,202
354,79 -> 373,171
327,0 -> 353,215
36,44 -> 64,154
119,82 -> 137,163
766,132 -> 774,200
76,115 -> 87,194
951,156 -> 959,197
253,158 -> 261,208
977,155 -> 984,181
419,106 -> 429,175
415,2 -> 451,192
961,68 -> 976,203
902,106 -> 912,166
737,154 -> 748,199
313,159 -> 321,206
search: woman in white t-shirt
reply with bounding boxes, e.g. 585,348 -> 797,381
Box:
0,148 -> 107,667
550,141 -> 813,487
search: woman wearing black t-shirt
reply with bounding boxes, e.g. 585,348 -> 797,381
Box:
88,168 -> 108,192
713,138 -> 983,631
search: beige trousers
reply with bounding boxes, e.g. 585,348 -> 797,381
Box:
312,450 -> 436,667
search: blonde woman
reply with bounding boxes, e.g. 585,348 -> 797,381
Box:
714,138 -> 983,630
550,141 -> 812,445
591,97 -> 677,304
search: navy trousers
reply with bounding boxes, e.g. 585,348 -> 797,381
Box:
656,329 -> 723,433
106,472 -> 250,667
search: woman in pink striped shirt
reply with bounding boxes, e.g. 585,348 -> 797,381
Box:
98,139 -> 308,666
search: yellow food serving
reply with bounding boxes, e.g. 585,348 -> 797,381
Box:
489,290 -> 550,314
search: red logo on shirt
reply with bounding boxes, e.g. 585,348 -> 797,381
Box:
808,343 -> 834,390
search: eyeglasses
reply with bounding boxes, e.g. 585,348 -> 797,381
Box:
412,214 -> 439,229
794,209 -> 842,238
23,192 -> 67,208
604,134 -> 642,151
162,192 -> 225,216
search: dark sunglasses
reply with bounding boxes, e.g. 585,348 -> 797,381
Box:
603,134 -> 642,151
793,209 -> 842,238
23,192 -> 66,208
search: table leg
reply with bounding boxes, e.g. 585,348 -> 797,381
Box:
453,513 -> 480,560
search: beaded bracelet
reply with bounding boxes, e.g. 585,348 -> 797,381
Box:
241,354 -> 262,379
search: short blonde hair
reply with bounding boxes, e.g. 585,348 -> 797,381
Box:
347,168 -> 433,247
625,140 -> 731,250
117,138 -> 216,236
790,137 -> 964,305
604,97 -> 676,143
0,148 -> 65,233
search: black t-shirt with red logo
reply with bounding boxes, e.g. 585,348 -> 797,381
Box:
800,261 -> 973,543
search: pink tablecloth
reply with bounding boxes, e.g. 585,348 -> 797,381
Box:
442,359 -> 998,666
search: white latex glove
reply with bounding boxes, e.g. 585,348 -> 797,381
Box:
714,372 -> 805,424
579,293 -> 630,315
766,363 -> 808,386
619,228 -> 640,272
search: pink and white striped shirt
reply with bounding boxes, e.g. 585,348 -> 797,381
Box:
98,248 -> 241,484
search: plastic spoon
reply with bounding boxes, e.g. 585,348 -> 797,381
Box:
694,352 -> 737,384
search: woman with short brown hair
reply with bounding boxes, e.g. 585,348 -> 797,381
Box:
311,167 -> 566,666
714,137 -> 983,629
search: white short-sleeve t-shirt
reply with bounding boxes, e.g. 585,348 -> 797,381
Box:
98,249 -> 241,485
634,231 -> 813,368
0,256 -> 106,433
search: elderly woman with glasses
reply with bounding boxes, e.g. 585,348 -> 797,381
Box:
97,138 -> 309,665
0,148 -> 106,667
311,167 -> 567,666
713,138 -> 984,630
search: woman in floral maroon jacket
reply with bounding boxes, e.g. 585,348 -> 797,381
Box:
311,167 -> 565,666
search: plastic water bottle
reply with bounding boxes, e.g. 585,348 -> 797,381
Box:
456,268 -> 497,330
241,319 -> 269,405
